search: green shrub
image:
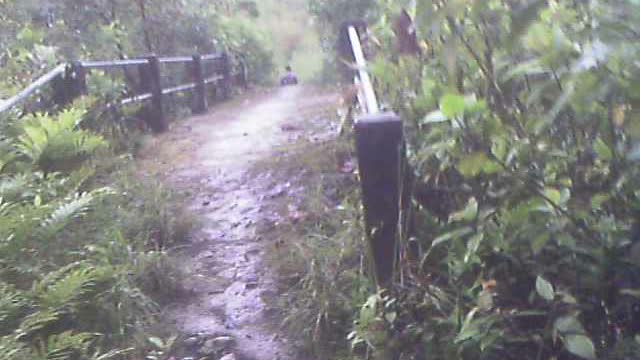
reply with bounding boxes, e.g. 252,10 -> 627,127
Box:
345,1 -> 640,359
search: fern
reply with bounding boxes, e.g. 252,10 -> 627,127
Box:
15,309 -> 62,343
0,174 -> 30,202
0,139 -> 15,174
16,109 -> 107,173
35,265 -> 99,311
42,187 -> 113,237
0,335 -> 30,360
36,331 -> 96,360
0,282 -> 29,336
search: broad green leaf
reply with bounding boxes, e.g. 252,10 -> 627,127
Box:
590,194 -> 610,210
544,187 -> 562,206
491,136 -> 508,161
565,334 -> 597,360
458,153 -> 501,178
440,93 -> 465,118
531,233 -> 551,254
463,94 -> 487,113
554,315 -> 585,335
504,59 -> 546,80
449,197 -> 478,222
147,336 -> 165,349
455,308 -> 480,343
594,138 -> 613,160
422,110 -> 448,124
431,227 -> 473,247
464,233 -> 484,263
536,276 -> 555,301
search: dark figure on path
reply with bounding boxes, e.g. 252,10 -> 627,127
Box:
280,65 -> 298,86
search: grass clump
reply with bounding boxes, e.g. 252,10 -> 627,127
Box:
258,133 -> 373,359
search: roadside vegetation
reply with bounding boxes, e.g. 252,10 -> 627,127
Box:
0,1 -> 274,359
294,0 -> 640,359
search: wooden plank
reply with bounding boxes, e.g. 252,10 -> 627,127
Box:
162,82 -> 197,95
203,75 -> 224,85
159,56 -> 193,64
121,92 -> 153,106
81,59 -> 148,69
201,53 -> 223,61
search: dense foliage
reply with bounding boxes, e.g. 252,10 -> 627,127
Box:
306,0 -> 640,359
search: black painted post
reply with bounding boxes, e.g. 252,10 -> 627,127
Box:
192,54 -> 207,114
53,61 -> 87,107
143,55 -> 167,132
354,112 -> 403,288
70,61 -> 88,97
221,52 -> 232,99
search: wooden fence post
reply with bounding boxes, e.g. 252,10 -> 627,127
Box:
191,54 -> 207,114
53,61 -> 87,107
354,112 -> 403,288
221,52 -> 232,99
141,55 -> 167,132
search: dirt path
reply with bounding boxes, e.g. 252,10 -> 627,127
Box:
138,86 -> 339,360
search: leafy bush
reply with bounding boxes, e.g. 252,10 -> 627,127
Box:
341,1 -> 640,359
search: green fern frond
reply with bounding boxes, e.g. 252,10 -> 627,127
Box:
0,335 -> 31,360
0,139 -> 16,174
42,187 -> 113,237
39,268 -> 98,311
32,262 -> 100,309
15,110 -> 107,173
15,309 -> 61,342
0,283 -> 29,336
0,174 -> 30,202
39,331 -> 96,360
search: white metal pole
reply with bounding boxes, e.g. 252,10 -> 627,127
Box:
348,26 -> 379,114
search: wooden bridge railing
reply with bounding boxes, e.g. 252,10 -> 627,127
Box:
346,24 -> 405,289
0,52 -> 248,132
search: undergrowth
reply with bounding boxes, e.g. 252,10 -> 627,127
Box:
0,102 -> 193,359
255,107 -> 374,359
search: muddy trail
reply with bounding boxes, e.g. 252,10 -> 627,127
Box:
138,86 -> 340,360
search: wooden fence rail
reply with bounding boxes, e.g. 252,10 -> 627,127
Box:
0,51 -> 248,132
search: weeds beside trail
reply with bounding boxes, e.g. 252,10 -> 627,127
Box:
253,98 -> 373,360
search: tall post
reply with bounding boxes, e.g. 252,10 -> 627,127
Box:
354,112 -> 403,288
221,52 -> 232,100
191,54 -> 207,114
53,61 -> 87,107
70,61 -> 88,98
141,55 -> 166,132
